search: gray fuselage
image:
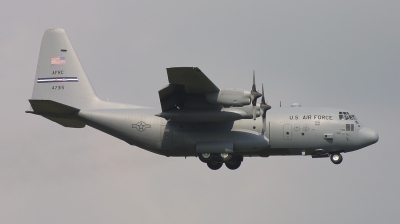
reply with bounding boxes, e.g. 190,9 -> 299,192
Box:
77,106 -> 378,157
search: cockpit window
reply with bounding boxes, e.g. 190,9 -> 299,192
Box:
339,112 -> 358,121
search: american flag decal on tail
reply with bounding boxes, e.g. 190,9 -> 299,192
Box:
51,56 -> 66,65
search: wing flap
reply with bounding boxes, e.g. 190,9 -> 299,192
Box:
158,84 -> 185,111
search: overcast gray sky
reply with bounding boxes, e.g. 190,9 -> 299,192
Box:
1,1 -> 399,223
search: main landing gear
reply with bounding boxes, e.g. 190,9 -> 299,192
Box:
198,153 -> 243,170
330,153 -> 343,164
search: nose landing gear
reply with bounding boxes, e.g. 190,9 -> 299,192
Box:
330,153 -> 343,164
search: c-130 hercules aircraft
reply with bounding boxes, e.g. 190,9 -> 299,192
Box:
27,28 -> 379,170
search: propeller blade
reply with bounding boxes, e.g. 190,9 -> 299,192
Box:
251,71 -> 262,120
252,71 -> 256,91
261,84 -> 266,133
262,115 -> 266,134
261,83 -> 266,105
260,84 -> 271,133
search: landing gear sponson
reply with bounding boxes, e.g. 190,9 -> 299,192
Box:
199,153 -> 243,170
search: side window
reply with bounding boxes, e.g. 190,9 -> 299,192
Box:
346,124 -> 355,131
344,112 -> 350,120
339,112 -> 344,120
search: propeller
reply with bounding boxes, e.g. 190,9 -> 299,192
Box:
259,84 -> 271,133
251,71 -> 262,120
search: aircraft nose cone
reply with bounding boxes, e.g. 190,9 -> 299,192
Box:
358,127 -> 379,147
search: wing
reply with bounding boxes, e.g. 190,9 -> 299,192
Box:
157,67 -> 256,122
159,67 -> 220,112
167,67 -> 219,94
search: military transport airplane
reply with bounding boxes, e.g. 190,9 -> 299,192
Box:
27,28 -> 379,170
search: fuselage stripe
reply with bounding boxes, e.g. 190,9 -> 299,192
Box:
37,77 -> 79,83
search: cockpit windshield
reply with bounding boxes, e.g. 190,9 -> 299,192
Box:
340,111 -> 362,129
339,112 -> 359,124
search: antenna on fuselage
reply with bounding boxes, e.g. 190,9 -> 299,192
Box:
280,101 -> 281,107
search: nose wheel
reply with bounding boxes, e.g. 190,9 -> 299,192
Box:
330,153 -> 343,164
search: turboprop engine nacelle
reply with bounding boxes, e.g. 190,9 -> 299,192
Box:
205,89 -> 252,106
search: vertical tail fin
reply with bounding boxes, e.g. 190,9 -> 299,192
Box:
31,28 -> 98,109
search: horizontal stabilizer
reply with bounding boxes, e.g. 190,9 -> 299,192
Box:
28,99 -> 79,114
26,99 -> 85,128
42,115 -> 85,128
